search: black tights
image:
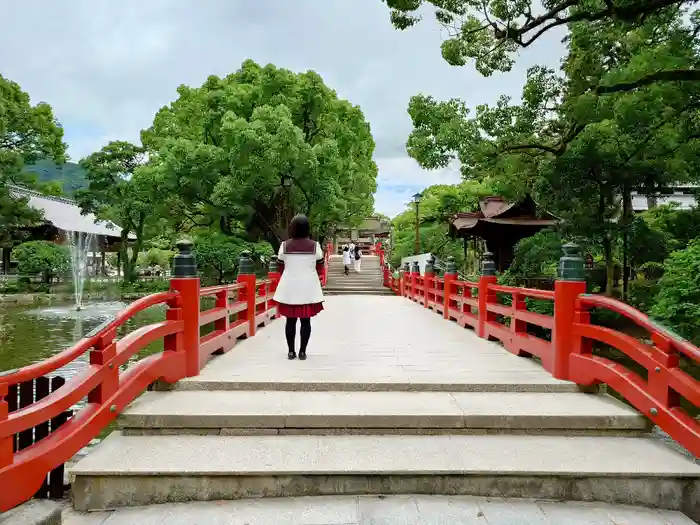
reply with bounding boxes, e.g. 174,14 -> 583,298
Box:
285,317 -> 311,354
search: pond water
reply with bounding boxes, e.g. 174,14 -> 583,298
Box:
0,301 -> 167,378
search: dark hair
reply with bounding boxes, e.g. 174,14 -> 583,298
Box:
289,214 -> 310,239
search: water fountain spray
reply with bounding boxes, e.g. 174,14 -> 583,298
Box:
67,231 -> 95,311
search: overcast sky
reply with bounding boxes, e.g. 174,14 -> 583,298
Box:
0,0 -> 564,217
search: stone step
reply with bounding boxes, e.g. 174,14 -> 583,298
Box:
325,277 -> 385,281
326,274 -> 383,278
325,283 -> 385,288
328,275 -> 384,284
61,495 -> 700,525
324,282 -> 387,287
117,390 -> 647,435
170,374 -> 583,393
324,289 -> 395,296
327,268 -> 382,272
69,433 -> 700,511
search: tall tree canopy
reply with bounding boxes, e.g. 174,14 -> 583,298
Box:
78,141 -> 155,281
383,0 -> 700,90
141,60 -> 378,249
399,6 -> 700,294
0,75 -> 66,251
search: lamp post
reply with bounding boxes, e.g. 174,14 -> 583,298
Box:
412,192 -> 422,255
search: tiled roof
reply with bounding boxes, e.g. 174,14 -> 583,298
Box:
8,185 -> 130,239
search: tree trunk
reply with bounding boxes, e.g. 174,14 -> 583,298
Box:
603,235 -> 614,296
621,187 -> 633,301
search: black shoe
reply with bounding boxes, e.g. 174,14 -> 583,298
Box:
288,350 -> 297,360
299,350 -> 307,360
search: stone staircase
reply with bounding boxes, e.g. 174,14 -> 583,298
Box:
66,296 -> 700,520
324,254 -> 393,296
69,387 -> 700,515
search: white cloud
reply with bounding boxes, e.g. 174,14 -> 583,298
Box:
0,0 -> 565,211
375,157 -> 461,188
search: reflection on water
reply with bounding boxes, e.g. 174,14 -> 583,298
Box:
0,301 -> 167,378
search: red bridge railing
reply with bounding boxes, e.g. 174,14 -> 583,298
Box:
379,244 -> 700,458
0,242 -> 285,512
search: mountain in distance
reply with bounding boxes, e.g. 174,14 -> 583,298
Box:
23,159 -> 88,196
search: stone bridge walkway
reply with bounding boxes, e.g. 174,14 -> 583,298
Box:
68,296 -> 700,523
176,295 -> 573,392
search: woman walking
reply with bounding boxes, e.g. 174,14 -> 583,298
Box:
354,246 -> 362,273
273,214 -> 325,360
342,245 -> 351,275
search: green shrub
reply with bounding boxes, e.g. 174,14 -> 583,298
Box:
119,279 -> 170,295
12,241 -> 69,284
638,261 -> 664,280
627,279 -> 661,314
651,240 -> 700,344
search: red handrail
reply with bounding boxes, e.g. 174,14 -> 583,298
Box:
0,270 -> 281,512
0,291 -> 179,385
385,266 -> 699,458
570,294 -> 700,457
577,295 -> 700,364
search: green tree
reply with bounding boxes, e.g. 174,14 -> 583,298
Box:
12,241 -> 69,283
651,239 -> 700,344
77,141 -> 155,281
141,60 -> 378,250
399,8 -> 700,295
382,0 -> 700,92
0,75 -> 66,260
136,248 -> 175,272
193,233 -> 273,284
389,181 -> 492,271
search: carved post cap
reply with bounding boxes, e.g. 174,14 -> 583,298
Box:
172,239 -> 197,278
412,261 -> 420,273
481,252 -> 497,277
403,262 -> 411,272
268,255 -> 279,273
559,242 -> 585,281
237,250 -> 254,276
425,256 -> 434,274
446,256 -> 457,274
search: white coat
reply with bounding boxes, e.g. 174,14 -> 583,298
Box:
342,250 -> 352,266
273,240 -> 325,305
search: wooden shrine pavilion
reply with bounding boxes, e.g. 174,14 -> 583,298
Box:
449,195 -> 558,272
3,185 -> 133,274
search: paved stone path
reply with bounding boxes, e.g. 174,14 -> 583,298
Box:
63,495 -> 697,524
176,295 -> 574,392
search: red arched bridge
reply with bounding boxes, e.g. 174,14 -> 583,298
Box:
1,241 -> 699,518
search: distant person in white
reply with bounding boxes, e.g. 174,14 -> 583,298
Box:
348,241 -> 356,270
354,246 -> 362,273
342,245 -> 351,275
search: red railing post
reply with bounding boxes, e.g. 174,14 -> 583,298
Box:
268,257 -> 281,319
399,263 -> 406,297
648,332 -> 681,411
322,243 -> 332,287
168,240 -> 201,378
237,251 -> 258,337
383,264 -> 391,288
477,252 -> 498,339
377,242 -> 385,267
443,258 -> 457,320
424,258 -> 435,309
0,383 -> 11,469
87,329 -> 117,404
509,292 -> 527,355
411,261 -> 419,302
553,243 -> 587,380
